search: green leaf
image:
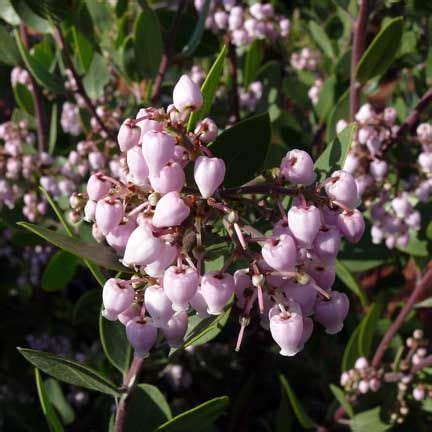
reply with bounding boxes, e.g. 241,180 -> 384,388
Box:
315,76 -> 336,121
211,112 -> 271,187
35,369 -> 64,432
83,53 -> 110,100
13,83 -> 35,115
356,17 -> 403,84
124,384 -> 172,431
358,301 -> 382,357
181,302 -> 232,350
134,3 -> 163,79
20,348 -> 119,397
72,26 -> 94,73
415,297 -> 432,308
278,374 -> 315,429
73,289 -> 100,325
341,323 -> 361,372
315,123 -> 356,182
187,44 -> 227,131
0,23 -> 20,65
335,259 -> 368,308
243,39 -> 263,87
10,0 -> 51,32
326,89 -> 350,142
42,251 -> 78,292
120,35 -> 140,82
44,378 -> 75,426
20,0 -> 69,23
99,312 -> 131,374
349,408 -> 390,432
329,384 -> 353,418
181,0 -> 211,57
14,29 -> 64,93
17,222 -> 130,273
48,104 -> 58,154
0,0 -> 21,25
308,21 -> 335,58
155,396 -> 229,432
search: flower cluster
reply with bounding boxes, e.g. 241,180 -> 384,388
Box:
195,0 -> 290,47
338,104 -> 422,249
341,330 -> 431,425
61,101 -> 82,136
239,81 -> 263,112
75,75 -> 365,359
10,66 -> 32,90
290,48 -> 321,72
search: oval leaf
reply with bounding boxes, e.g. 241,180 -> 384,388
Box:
335,259 -> 368,308
156,396 -> 229,432
42,251 -> 78,292
187,44 -> 227,131
17,222 -> 130,273
278,374 -> 315,429
356,17 -> 403,84
211,112 -> 271,187
329,384 -> 354,418
358,301 -> 383,358
20,348 -> 119,397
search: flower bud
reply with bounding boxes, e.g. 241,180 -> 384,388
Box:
84,200 -> 97,222
92,224 -> 105,243
143,242 -> 177,277
337,209 -> 365,243
418,152 -> 432,174
142,131 -> 176,177
173,75 -> 203,112
162,311 -> 188,348
106,218 -> 137,255
298,317 -> 313,349
87,174 -> 110,201
262,234 -> 297,272
200,271 -> 235,315
283,280 -> 317,316
413,387 -> 425,401
370,159 -> 388,181
280,149 -> 315,185
118,119 -> 141,152
163,265 -> 199,311
102,278 -> 134,321
391,195 -> 412,218
190,288 -> 210,318
233,269 -> 251,309
144,284 -> 174,328
95,199 -> 124,235
118,303 -> 140,326
123,224 -> 162,267
152,191 -> 190,228
149,162 -> 185,194
269,302 -> 303,356
288,205 -> 321,248
355,357 -> 369,370
194,156 -> 226,198
126,318 -> 158,358
342,152 -> 359,174
127,146 -> 149,186
313,226 -> 341,262
195,118 -> 218,143
314,291 -> 349,334
325,170 -> 360,209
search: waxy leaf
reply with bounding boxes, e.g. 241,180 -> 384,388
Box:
134,3 -> 163,79
17,222 -> 130,273
44,378 -> 75,426
211,112 -> 271,187
181,0 -> 211,57
315,123 -> 356,182
156,396 -> 229,431
329,384 -> 354,418
243,39 -> 263,87
356,17 -> 403,84
349,408 -> 390,432
124,384 -> 172,431
42,251 -> 78,292
279,374 -> 315,429
335,259 -> 368,308
308,21 -> 335,59
358,301 -> 383,358
0,23 -> 20,65
99,312 -> 131,374
20,349 -> 119,397
187,44 -> 227,131
83,53 -> 110,100
35,369 -> 64,432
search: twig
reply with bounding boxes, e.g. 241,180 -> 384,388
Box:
411,354 -> 432,375
222,184 -> 297,196
114,357 -> 145,432
371,266 -> 432,368
19,25 -> 48,153
228,42 -> 240,122
53,27 -> 116,142
349,0 -> 368,120
381,88 -> 432,153
151,0 -> 188,104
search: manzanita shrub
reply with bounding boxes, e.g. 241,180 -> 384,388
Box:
1,0 -> 432,431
